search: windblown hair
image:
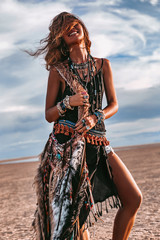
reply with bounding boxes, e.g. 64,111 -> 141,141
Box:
27,12 -> 91,70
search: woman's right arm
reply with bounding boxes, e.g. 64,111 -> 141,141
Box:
45,68 -> 90,123
45,68 -> 61,123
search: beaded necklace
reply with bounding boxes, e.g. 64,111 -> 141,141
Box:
71,61 -> 89,70
68,54 -> 102,111
68,54 -> 95,89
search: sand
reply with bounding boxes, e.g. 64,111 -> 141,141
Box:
0,143 -> 160,240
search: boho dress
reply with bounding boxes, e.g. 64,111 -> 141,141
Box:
32,59 -> 121,240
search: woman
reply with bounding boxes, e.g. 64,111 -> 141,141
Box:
31,12 -> 142,240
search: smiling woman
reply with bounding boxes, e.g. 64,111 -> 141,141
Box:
63,23 -> 85,46
26,12 -> 91,70
28,12 -> 142,240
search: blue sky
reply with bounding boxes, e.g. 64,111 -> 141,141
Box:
0,0 -> 160,160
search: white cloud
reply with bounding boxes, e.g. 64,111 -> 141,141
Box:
0,0 -> 160,158
139,48 -> 160,62
0,0 -> 71,59
150,0 -> 159,4
79,9 -> 160,90
0,58 -> 48,112
112,60 -> 160,90
108,117 -> 160,138
0,41 -> 15,59
0,0 -> 159,105
82,9 -> 159,58
0,105 -> 43,113
78,0 -> 122,7
139,0 -> 159,5
105,117 -> 160,147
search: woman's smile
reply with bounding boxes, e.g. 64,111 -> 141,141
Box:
63,23 -> 84,45
67,24 -> 80,37
68,31 -> 78,37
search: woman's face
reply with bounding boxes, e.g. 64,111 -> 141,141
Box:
63,22 -> 85,47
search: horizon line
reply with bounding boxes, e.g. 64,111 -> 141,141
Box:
0,142 -> 160,163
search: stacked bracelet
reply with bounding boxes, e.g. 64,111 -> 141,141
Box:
63,95 -> 74,110
57,102 -> 66,116
56,95 -> 74,117
60,101 -> 66,112
93,109 -> 105,124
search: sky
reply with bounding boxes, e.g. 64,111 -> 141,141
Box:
0,0 -> 160,160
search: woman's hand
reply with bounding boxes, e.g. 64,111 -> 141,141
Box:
75,114 -> 98,136
69,91 -> 90,107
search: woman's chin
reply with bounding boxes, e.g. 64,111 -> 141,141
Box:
68,38 -> 85,48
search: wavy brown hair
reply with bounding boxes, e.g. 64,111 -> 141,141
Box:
27,12 -> 91,70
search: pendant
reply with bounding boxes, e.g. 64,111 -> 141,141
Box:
56,152 -> 61,161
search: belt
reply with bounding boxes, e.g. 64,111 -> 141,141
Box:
53,120 -> 109,146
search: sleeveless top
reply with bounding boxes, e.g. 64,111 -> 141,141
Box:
56,59 -> 106,132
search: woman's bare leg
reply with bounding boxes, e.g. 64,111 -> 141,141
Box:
107,151 -> 142,240
80,225 -> 90,240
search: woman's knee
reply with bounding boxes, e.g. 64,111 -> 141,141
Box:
124,189 -> 143,213
134,190 -> 143,209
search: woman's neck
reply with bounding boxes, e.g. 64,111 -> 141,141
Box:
69,42 -> 88,63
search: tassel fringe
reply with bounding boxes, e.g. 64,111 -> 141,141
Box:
54,123 -> 110,146
83,195 -> 122,232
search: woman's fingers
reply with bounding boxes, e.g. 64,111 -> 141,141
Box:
80,94 -> 89,105
70,92 -> 89,107
75,117 -> 91,133
75,119 -> 82,127
75,115 -> 97,135
75,119 -> 85,131
82,130 -> 88,137
77,126 -> 87,133
81,91 -> 88,96
81,92 -> 89,105
75,122 -> 83,131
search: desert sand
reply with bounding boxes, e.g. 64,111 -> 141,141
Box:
0,143 -> 160,240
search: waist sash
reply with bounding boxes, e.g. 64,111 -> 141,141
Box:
54,120 -> 109,146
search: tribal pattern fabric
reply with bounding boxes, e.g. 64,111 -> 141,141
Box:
54,62 -> 90,122
32,132 -> 91,240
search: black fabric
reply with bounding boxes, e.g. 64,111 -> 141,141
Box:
55,62 -> 119,228
56,63 -> 106,131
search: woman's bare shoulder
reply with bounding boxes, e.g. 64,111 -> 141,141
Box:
93,57 -> 110,62
103,57 -> 111,66
49,64 -> 66,85
93,57 -> 110,71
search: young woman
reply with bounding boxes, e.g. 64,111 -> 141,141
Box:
31,12 -> 142,240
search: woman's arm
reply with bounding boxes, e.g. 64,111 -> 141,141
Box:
45,68 -> 61,123
102,59 -> 118,119
45,68 -> 90,123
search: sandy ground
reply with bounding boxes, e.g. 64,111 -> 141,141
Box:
0,143 -> 160,240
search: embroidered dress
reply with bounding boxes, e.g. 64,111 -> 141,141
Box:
32,59 -> 121,240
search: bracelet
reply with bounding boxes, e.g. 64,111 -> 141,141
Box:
57,102 -> 65,116
57,95 -> 74,117
63,95 -> 74,110
60,101 -> 67,112
93,109 -> 105,124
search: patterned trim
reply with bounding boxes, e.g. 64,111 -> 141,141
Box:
53,120 -> 110,146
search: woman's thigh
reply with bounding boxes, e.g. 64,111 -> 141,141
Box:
107,151 -> 142,208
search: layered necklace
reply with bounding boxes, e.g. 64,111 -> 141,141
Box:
68,54 -> 102,111
68,54 -> 97,91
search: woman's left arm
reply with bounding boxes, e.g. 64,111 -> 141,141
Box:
102,58 -> 118,119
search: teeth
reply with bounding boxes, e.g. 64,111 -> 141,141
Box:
69,31 -> 77,36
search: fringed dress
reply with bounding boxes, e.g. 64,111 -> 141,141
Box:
32,59 -> 121,240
